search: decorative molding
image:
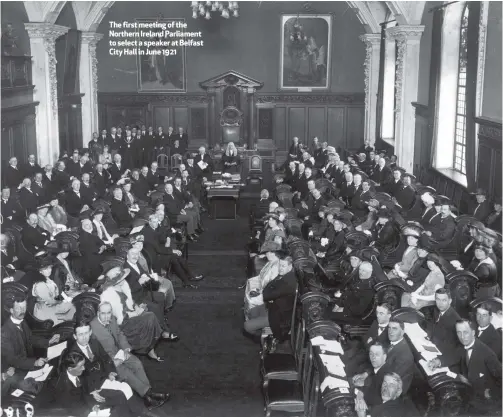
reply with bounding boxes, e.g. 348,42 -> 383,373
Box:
81,32 -> 104,121
359,34 -> 380,109
98,93 -> 209,105
477,125 -> 502,141
386,26 -> 424,114
256,93 -> 364,105
476,2 -> 489,116
24,23 -> 69,116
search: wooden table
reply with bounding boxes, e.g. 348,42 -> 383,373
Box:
206,178 -> 243,220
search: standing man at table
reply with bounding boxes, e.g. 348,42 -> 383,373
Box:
194,146 -> 213,181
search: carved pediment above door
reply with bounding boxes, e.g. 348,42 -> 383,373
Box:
199,70 -> 264,91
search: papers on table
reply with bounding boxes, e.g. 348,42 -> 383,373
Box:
25,364 -> 53,382
11,389 -> 24,397
320,376 -> 350,392
419,359 -> 450,377
310,336 -> 344,355
100,379 -> 133,400
88,408 -> 111,417
47,341 -> 67,360
114,349 -> 126,361
197,160 -> 208,170
319,354 -> 346,377
404,322 -> 441,360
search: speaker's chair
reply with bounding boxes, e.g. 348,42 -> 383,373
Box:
220,106 -> 243,144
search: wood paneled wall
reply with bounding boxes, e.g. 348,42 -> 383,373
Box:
412,103 -> 432,173
256,93 -> 365,161
475,117 -> 502,199
1,102 -> 38,164
98,93 -> 209,149
58,94 -> 84,154
99,92 -> 364,162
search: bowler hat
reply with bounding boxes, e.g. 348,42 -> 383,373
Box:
470,188 -> 487,196
434,195 -> 451,206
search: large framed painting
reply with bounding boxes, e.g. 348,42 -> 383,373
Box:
136,18 -> 186,93
279,14 -> 332,91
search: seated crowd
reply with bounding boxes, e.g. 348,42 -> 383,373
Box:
243,137 -> 502,417
0,124 -> 221,416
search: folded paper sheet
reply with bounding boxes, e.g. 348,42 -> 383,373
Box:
320,376 -> 350,392
47,341 -> 67,360
25,364 -> 53,382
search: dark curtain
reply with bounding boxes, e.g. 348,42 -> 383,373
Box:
428,8 -> 444,169
464,1 -> 481,191
374,24 -> 386,147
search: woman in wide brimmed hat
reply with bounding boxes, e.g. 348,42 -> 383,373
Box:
31,256 -> 77,325
244,241 -> 283,320
36,203 -> 58,235
47,193 -> 68,228
387,223 -> 423,280
99,262 -> 168,362
401,253 -> 445,310
48,241 -> 88,298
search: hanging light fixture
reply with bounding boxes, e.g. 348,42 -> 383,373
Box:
191,1 -> 239,20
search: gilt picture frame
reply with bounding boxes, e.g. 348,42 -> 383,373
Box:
136,18 -> 187,93
279,14 -> 332,91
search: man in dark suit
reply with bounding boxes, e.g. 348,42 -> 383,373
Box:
485,198 -> 502,233
79,219 -> 107,285
131,168 -> 151,203
194,146 -> 213,180
109,154 -> 129,184
21,213 -> 52,254
353,342 -> 391,409
80,173 -> 98,207
429,319 -> 502,415
424,200 -> 456,248
175,126 -> 188,150
4,156 -> 24,190
66,151 -> 83,179
147,162 -> 160,190
52,161 -> 71,194
287,137 -> 302,162
428,288 -> 462,357
352,176 -> 372,220
381,319 -> 415,395
18,178 -> 39,215
64,179 -> 88,218
156,126 -> 169,155
339,172 -> 356,206
371,158 -> 392,190
163,183 -> 198,239
284,161 -> 298,187
471,189 -> 492,222
386,168 -> 404,197
141,214 -> 203,288
1,295 -> 58,374
1,186 -> 24,225
32,172 -> 49,205
23,154 -> 42,179
394,173 -> 416,211
243,255 -> 297,341
110,187 -> 133,228
475,302 -> 502,361
92,163 -> 111,198
68,321 -> 164,413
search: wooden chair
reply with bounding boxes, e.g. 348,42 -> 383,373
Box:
445,270 -> 478,318
277,191 -> 294,208
157,153 -> 170,176
276,184 -> 292,194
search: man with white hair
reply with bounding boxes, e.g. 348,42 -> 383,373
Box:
4,157 -> 23,190
21,213 -> 52,254
339,171 -> 356,206
109,154 -> 129,183
23,154 -> 42,178
371,157 -> 392,189
65,179 -> 88,218
194,146 -> 213,180
18,178 -> 39,214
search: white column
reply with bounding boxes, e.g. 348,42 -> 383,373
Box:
80,32 -> 104,148
387,25 -> 424,173
360,34 -> 381,146
24,23 -> 69,166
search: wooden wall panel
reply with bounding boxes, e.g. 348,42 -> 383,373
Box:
345,107 -> 364,149
190,107 -> 207,140
173,107 -> 189,132
475,117 -> 502,200
1,103 -> 38,165
273,107 -> 287,151
153,106 -> 171,129
288,108 -> 306,144
477,141 -> 493,193
307,107 -> 326,143
327,107 -> 345,150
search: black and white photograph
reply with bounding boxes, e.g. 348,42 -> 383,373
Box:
0,1 -> 502,417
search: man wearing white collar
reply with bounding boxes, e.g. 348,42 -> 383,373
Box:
1,295 -> 59,376
429,319 -> 502,414
475,303 -> 502,361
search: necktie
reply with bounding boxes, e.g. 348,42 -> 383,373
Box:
378,326 -> 386,335
86,345 -> 94,361
478,329 -> 484,337
466,347 -> 473,363
75,376 -> 81,387
436,313 -> 443,323
474,204 -> 480,215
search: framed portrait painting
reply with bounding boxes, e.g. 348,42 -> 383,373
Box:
136,18 -> 187,93
279,14 -> 332,90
